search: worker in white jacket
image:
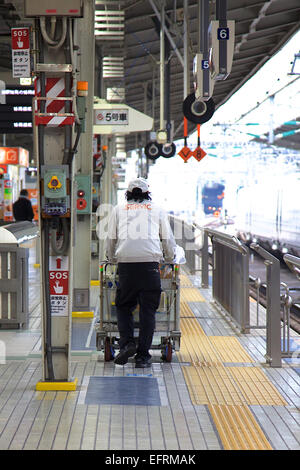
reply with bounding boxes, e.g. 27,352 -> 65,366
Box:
105,177 -> 176,368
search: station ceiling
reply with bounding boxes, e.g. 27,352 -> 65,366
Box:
0,0 -> 299,152
120,0 -> 300,152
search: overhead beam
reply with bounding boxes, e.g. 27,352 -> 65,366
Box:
148,0 -> 184,67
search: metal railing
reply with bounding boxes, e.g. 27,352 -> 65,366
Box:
204,227 -> 250,333
250,243 -> 281,367
169,215 -> 199,274
282,254 -> 300,359
168,216 -> 300,367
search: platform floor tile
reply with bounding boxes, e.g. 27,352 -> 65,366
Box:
0,261 -> 299,450
177,279 -> 297,451
208,404 -> 272,450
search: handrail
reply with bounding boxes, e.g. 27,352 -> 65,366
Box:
283,253 -> 300,281
205,227 -> 248,256
250,242 -> 281,367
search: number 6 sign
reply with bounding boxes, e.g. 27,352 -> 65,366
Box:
217,27 -> 229,40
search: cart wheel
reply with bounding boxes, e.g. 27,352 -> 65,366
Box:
161,341 -> 173,362
165,342 -> 173,362
104,337 -> 114,361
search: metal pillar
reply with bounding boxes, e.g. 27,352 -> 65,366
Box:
34,22 -> 75,385
28,3 -> 90,389
183,0 -> 190,100
159,0 -> 165,135
201,230 -> 209,288
72,0 -> 95,313
251,244 -> 282,367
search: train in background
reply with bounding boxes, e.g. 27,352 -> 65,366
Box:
235,175 -> 300,258
201,182 -> 225,216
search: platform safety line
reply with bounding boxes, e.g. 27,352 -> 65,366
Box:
209,404 -> 272,450
227,367 -> 287,406
179,317 -> 222,365
182,364 -> 245,406
179,274 -> 194,287
178,278 -> 275,450
180,288 -> 205,302
208,336 -> 254,364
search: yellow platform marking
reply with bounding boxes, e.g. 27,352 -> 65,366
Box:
72,311 -> 94,318
182,365 -> 286,406
183,365 -> 244,405
178,318 -> 221,365
181,288 -> 205,302
36,378 -> 78,391
209,336 -> 254,364
177,272 -> 287,450
179,274 -> 194,286
228,367 -> 287,406
180,301 -> 195,318
209,404 -> 272,450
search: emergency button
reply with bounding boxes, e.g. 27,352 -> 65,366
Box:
77,198 -> 87,210
48,176 -> 62,190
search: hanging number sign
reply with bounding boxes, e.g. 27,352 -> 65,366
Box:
178,117 -> 192,163
191,125 -> 207,162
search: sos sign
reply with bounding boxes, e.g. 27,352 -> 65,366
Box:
49,271 -> 69,295
11,27 -> 30,50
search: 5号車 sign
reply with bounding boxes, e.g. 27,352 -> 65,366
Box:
94,109 -> 128,125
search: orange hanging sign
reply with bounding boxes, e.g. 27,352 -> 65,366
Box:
191,125 -> 207,162
178,117 -> 192,163
191,146 -> 207,161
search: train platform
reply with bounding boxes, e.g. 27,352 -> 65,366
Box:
0,253 -> 299,453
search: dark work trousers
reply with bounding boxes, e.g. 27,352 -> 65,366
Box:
115,262 -> 161,360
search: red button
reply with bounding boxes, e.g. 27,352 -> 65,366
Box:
77,198 -> 87,210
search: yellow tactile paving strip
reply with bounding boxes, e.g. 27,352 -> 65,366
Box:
178,275 -> 287,450
180,288 -> 205,302
209,336 -> 255,364
180,301 -> 195,317
178,317 -> 222,365
228,367 -> 287,406
183,364 -> 244,405
209,404 -> 273,450
180,274 -> 194,287
182,365 -> 287,406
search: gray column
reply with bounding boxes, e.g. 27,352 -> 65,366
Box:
72,0 -> 95,312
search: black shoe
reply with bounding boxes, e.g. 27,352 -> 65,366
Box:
135,357 -> 151,368
114,343 -> 136,365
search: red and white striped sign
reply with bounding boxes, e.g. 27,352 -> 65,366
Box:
34,77 -> 75,127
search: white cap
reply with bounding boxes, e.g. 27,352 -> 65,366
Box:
127,177 -> 149,192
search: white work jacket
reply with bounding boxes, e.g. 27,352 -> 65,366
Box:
105,200 -> 176,263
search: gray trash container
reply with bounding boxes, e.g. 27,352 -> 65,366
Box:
0,221 -> 39,329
